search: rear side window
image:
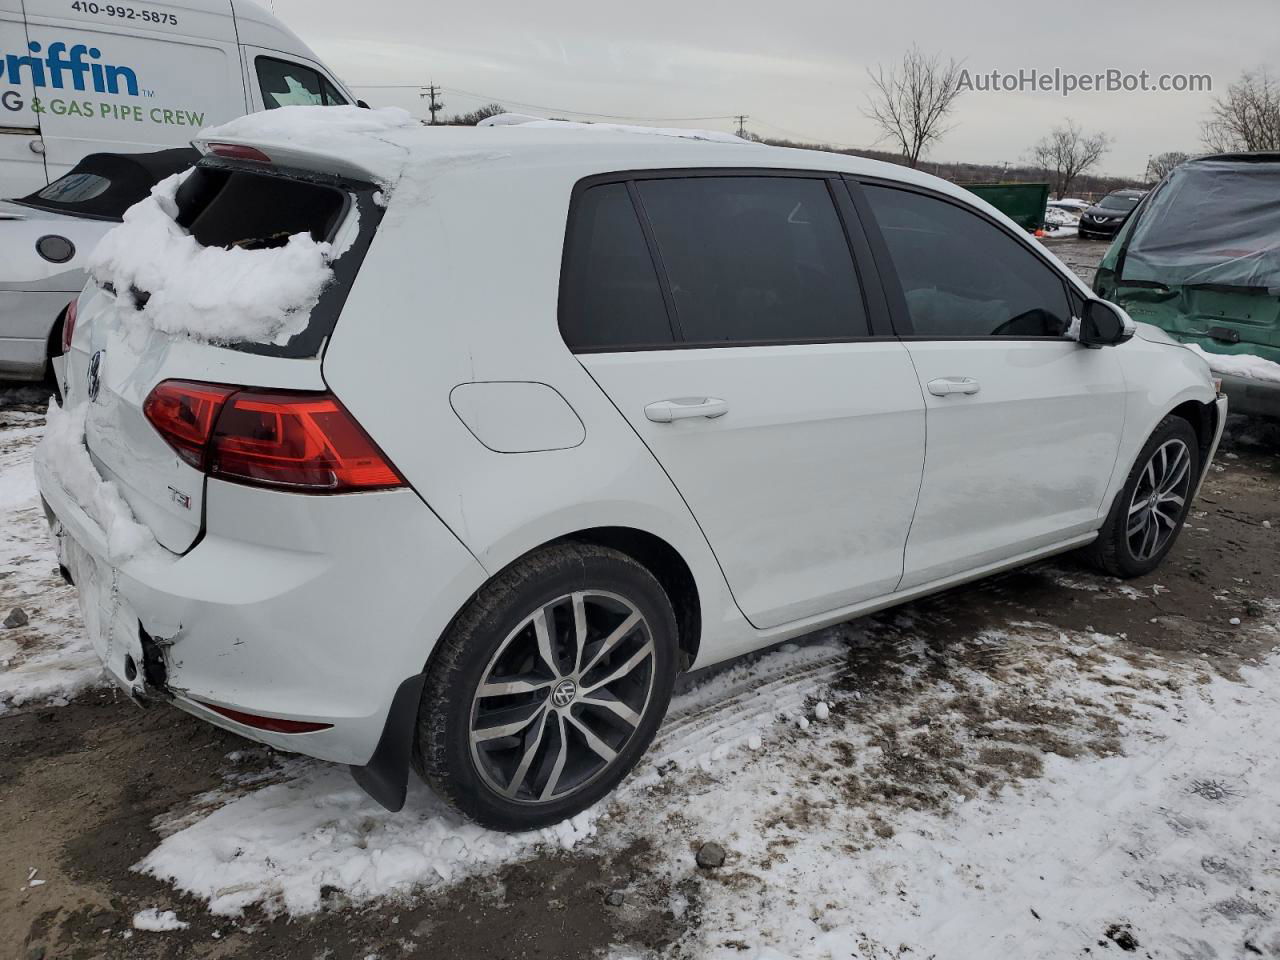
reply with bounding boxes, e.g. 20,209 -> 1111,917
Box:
636,177 -> 868,344
864,185 -> 1072,338
256,57 -> 349,109
559,183 -> 675,350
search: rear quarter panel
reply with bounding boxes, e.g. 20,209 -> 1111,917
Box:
321,157 -> 751,668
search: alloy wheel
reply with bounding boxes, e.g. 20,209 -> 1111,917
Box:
1126,438 -> 1192,562
468,590 -> 655,805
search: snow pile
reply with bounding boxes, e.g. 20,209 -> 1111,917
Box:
1187,343 -> 1280,384
136,764 -> 598,915
479,113 -> 749,145
132,908 -> 188,932
87,173 -> 333,346
36,400 -> 161,564
200,105 -> 418,187
673,632 -> 1280,959
0,407 -> 101,710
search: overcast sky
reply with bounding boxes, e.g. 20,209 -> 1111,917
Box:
274,0 -> 1279,178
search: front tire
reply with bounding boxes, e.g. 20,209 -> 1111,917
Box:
1084,415 -> 1200,578
413,542 -> 678,831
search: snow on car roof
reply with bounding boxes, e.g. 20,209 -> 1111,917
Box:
195,105 -> 1064,264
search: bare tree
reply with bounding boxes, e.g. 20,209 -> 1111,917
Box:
1028,119 -> 1112,198
1200,69 -> 1280,153
446,103 -> 508,126
1148,150 -> 1191,182
863,46 -> 966,168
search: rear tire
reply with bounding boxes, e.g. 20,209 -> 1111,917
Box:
1083,415 -> 1200,578
412,542 -> 678,831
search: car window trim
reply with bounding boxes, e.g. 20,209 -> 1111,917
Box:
559,168 -> 885,353
846,175 -> 1084,343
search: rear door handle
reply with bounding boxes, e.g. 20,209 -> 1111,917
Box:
644,397 -> 729,423
927,377 -> 980,397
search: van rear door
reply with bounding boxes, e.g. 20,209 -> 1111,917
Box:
1,2 -> 48,196
23,0 -> 243,180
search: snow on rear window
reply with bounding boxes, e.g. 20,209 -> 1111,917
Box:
87,171 -> 335,346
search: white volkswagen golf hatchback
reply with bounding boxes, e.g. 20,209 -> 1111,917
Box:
37,109 -> 1226,831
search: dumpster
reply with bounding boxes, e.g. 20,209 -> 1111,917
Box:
959,182 -> 1051,232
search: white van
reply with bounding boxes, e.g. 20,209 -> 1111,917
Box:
0,0 -> 355,198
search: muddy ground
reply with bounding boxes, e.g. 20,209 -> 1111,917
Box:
3,235 -> 1279,960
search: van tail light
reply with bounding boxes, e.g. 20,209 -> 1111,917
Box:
60,298 -> 78,353
142,380 -> 405,493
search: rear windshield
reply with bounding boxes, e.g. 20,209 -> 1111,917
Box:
166,159 -> 383,357
1120,161 -> 1280,291
16,148 -> 198,221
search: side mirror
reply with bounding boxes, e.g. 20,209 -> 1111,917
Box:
1080,299 -> 1135,348
356,99 -> 371,110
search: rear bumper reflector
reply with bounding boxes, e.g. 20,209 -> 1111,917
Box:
197,700 -> 334,734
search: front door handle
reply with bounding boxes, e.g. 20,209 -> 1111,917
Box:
927,377 -> 980,397
644,397 -> 729,423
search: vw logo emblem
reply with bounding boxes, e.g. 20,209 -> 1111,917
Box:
86,350 -> 104,402
551,678 -> 578,708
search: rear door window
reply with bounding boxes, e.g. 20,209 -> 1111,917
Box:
559,182 -> 676,351
256,57 -> 348,108
636,176 -> 869,344
863,184 -> 1073,338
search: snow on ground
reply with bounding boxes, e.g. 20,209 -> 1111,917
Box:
0,402 -> 101,711
131,908 -> 189,932
665,631 -> 1280,959
1187,343 -> 1280,384
135,638 -> 845,916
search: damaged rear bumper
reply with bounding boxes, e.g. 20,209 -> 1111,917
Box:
35,445 -> 487,809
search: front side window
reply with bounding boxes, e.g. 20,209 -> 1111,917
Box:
635,176 -> 869,344
256,57 -> 348,109
864,185 -> 1073,338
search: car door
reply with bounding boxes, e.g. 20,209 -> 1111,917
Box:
568,173 -> 926,630
853,180 -> 1127,589
1,3 -> 48,195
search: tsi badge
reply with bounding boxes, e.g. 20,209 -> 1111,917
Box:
86,349 -> 104,402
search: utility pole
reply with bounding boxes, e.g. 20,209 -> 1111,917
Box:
421,83 -> 444,125
734,114 -> 749,138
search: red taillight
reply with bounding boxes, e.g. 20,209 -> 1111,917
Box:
205,142 -> 272,163
142,380 -> 405,493
197,700 -> 333,734
143,381 -> 238,469
60,298 -> 77,353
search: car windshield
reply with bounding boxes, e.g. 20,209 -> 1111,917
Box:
1099,193 -> 1140,210
1120,161 -> 1280,291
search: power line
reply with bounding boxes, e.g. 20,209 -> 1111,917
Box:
734,114 -> 749,138
420,82 -> 444,125
347,82 -> 737,124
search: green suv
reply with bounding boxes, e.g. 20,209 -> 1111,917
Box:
1093,154 -> 1280,419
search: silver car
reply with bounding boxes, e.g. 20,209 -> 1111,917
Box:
0,148 -> 196,380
